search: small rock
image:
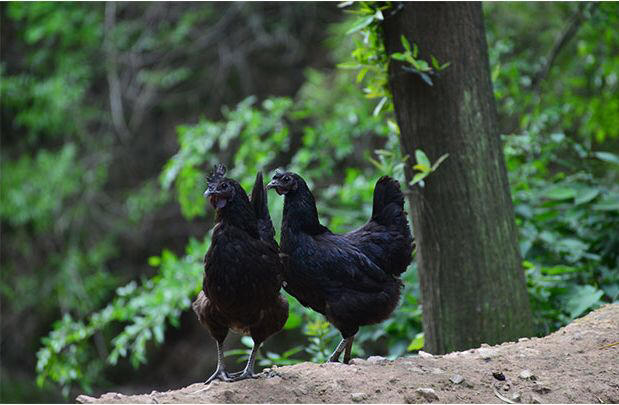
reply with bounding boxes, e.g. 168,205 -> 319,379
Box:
511,392 -> 522,402
351,392 -> 367,402
418,350 -> 433,358
533,384 -> 551,395
222,390 -> 235,400
292,388 -> 307,397
492,371 -> 506,381
518,337 -> 529,342
478,347 -> 498,360
76,395 -> 96,404
416,388 -> 439,402
431,367 -> 444,374
408,366 -> 424,373
403,394 -> 416,404
150,390 -> 158,395
389,377 -> 399,384
367,355 -> 388,364
450,374 -> 464,384
502,383 -> 511,391
481,343 -> 491,348
531,394 -> 542,403
519,369 -> 536,380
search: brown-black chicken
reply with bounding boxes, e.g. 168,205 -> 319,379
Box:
193,164 -> 288,383
267,171 -> 413,363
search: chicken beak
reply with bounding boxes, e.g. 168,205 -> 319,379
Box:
266,180 -> 279,190
204,189 -> 227,208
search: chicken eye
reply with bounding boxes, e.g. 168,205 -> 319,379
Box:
220,183 -> 228,190
283,176 -> 291,182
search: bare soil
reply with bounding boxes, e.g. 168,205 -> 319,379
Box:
77,304 -> 619,404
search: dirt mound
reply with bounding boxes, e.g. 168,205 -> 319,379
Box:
77,304 -> 619,404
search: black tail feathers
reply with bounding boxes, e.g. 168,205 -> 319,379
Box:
251,171 -> 277,245
371,176 -> 406,222
251,171 -> 268,221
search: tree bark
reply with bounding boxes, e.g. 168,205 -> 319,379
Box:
382,2 -> 532,354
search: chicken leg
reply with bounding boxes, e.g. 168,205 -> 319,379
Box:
328,336 -> 354,363
204,341 -> 232,384
229,340 -> 261,381
343,335 -> 354,364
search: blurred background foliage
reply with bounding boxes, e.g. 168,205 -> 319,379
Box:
1,2 -> 617,402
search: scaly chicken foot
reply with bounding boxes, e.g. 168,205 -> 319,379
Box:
204,341 -> 232,384
228,342 -> 261,381
328,336 -> 354,363
343,335 -> 354,364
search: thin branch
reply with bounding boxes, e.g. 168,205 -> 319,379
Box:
104,2 -> 132,143
531,2 -> 596,93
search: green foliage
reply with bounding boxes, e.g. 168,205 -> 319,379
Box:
338,2 -> 392,116
390,35 -> 450,86
33,57 -> 420,392
488,3 -> 619,335
409,150 -> 449,188
506,133 -> 618,334
0,144 -> 81,230
339,1 -> 450,118
12,2 -> 618,400
161,96 -> 293,220
36,237 -> 208,392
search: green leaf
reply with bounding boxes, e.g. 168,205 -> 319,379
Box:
574,188 -> 600,205
592,195 -> 619,211
283,311 -> 302,330
410,172 -> 428,186
347,16 -> 374,35
356,66 -> 369,83
431,153 -> 449,172
545,186 -> 576,200
564,285 -> 604,319
419,72 -> 433,86
439,61 -> 451,71
415,149 -> 431,169
240,336 -> 254,348
390,52 -> 407,62
407,332 -> 424,351
593,151 -> 619,165
416,59 -> 430,72
541,265 -> 579,275
413,163 -> 430,173
148,256 -> 161,267
400,35 -> 411,52
372,96 -> 388,117
337,61 -> 362,69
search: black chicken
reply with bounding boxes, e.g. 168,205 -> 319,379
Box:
267,171 -> 413,363
192,164 -> 288,383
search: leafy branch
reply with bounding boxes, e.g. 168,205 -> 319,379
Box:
36,238 -> 208,394
410,150 -> 449,187
391,35 -> 450,86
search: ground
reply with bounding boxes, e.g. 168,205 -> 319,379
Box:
77,304 -> 618,404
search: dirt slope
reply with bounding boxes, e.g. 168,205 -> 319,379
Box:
77,304 -> 619,404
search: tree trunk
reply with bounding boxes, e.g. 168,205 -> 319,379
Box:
382,2 -> 532,354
